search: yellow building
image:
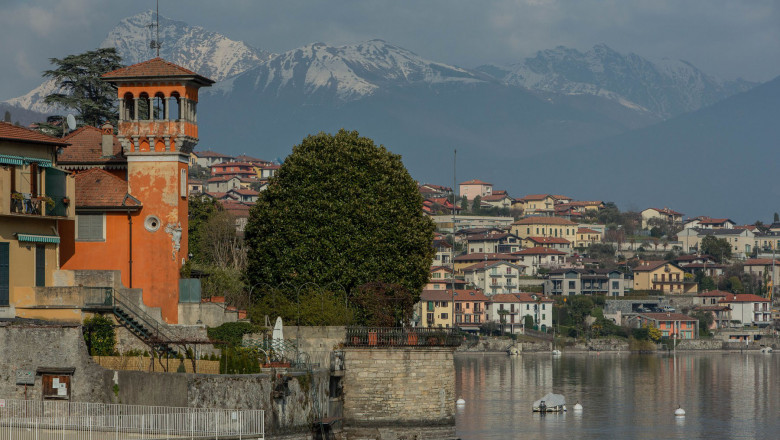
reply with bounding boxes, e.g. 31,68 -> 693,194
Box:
419,290 -> 455,328
0,122 -> 75,316
633,261 -> 698,294
515,194 -> 556,215
574,227 -> 603,248
510,217 -> 578,242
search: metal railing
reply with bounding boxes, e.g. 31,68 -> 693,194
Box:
344,326 -> 462,348
0,399 -> 264,439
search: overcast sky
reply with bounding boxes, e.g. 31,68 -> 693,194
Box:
1,0 -> 779,100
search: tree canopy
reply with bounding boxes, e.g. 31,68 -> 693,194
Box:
701,236 -> 732,262
43,48 -> 123,129
244,129 -> 435,316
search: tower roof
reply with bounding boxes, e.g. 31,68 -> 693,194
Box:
102,58 -> 214,86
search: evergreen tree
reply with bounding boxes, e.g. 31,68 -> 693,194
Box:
3,110 -> 10,122
43,48 -> 123,129
244,130 -> 435,323
472,195 -> 482,212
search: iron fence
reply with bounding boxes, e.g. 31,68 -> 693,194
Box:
0,399 -> 264,439
344,326 -> 462,348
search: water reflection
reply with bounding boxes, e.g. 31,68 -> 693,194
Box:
455,353 -> 780,440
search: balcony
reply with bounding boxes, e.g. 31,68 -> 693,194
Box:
2,166 -> 75,220
6,193 -> 71,219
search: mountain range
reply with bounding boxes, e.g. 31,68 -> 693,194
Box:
2,10 -> 774,220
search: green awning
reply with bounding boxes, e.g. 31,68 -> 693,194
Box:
16,234 -> 60,244
0,154 -> 53,168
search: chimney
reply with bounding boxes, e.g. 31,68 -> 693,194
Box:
101,122 -> 114,157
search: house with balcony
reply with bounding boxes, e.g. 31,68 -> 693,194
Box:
453,289 -> 489,332
574,227 -> 603,248
743,259 -> 780,296
521,236 -> 572,255
466,232 -> 521,254
719,293 -> 772,326
458,179 -> 492,202
544,268 -> 628,296
0,122 -> 75,315
692,291 -> 732,329
485,293 -> 554,332
677,228 -> 756,259
510,216 -> 578,243
418,290 -> 454,328
481,192 -> 513,210
628,313 -> 699,339
191,150 -> 234,168
226,188 -> 259,203
453,252 -> 523,273
255,163 -> 280,179
632,261 -> 698,294
461,261 -> 526,295
514,194 -> 557,216
683,216 -> 736,230
513,247 -> 567,275
641,207 -> 684,229
209,161 -> 257,179
425,266 -> 467,290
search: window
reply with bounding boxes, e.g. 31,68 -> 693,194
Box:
542,314 -> 546,320
77,214 -> 104,241
612,281 -> 619,290
441,313 -> 448,319
569,281 -> 576,289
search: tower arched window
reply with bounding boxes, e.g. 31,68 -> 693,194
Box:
169,92 -> 181,121
153,93 -> 166,120
138,92 -> 151,120
123,92 -> 134,121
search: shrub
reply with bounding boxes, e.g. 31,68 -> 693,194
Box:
83,314 -> 117,356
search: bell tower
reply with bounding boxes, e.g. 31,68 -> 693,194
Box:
102,58 -> 214,323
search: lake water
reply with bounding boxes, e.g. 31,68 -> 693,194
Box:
455,352 -> 780,440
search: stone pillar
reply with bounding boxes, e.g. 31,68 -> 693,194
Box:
118,98 -> 125,122
133,98 -> 139,120
165,96 -> 171,120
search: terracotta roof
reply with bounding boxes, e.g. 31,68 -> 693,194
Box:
698,217 -> 733,225
697,290 -> 730,297
550,195 -> 571,200
632,261 -> 674,272
460,179 -> 491,186
454,253 -> 521,262
211,161 -> 257,168
58,126 -> 124,165
515,292 -> 553,303
421,290 -> 459,301
743,259 -> 780,266
577,228 -> 601,234
647,207 -> 683,216
194,150 -> 232,158
512,217 -> 577,226
430,266 -> 454,273
233,154 -> 268,163
638,313 -> 697,321
461,261 -> 525,272
467,233 -> 515,241
526,236 -> 571,244
219,200 -> 252,217
102,58 -> 214,85
207,175 -> 240,183
514,247 -> 565,255
227,188 -> 259,196
454,290 -> 490,301
0,121 -> 69,147
720,294 -> 770,303
74,168 -> 140,209
482,194 -> 511,202
519,194 -> 550,201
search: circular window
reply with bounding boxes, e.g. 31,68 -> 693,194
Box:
144,215 -> 161,232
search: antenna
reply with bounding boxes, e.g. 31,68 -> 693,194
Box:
62,114 -> 76,138
149,0 -> 162,57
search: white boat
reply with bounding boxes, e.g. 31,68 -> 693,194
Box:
761,347 -> 773,354
552,349 -> 562,356
532,393 -> 566,412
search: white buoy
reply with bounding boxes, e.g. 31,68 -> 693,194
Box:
674,405 -> 686,416
456,396 -> 466,406
573,401 -> 583,411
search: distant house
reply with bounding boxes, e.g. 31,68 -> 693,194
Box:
628,313 -> 699,339
521,236 -> 572,255
466,232 -> 522,254
719,293 -> 772,326
485,293 -> 554,332
513,247 -> 568,276
641,207 -> 684,229
453,252 -> 523,273
459,179 -> 493,201
515,194 -> 556,216
693,290 -> 732,329
255,163 -> 280,179
677,228 -> 756,259
632,261 -> 697,294
432,238 -> 452,266
510,216 -> 578,243
743,259 -> 780,296
481,193 -> 513,210
574,228 -> 603,248
192,150 -> 234,168
419,183 -> 452,199
219,200 -> 252,233
544,268 -> 628,296
227,188 -> 259,203
425,266 -> 467,291
684,216 -> 736,230
418,290 -> 454,328
210,161 -> 257,179
453,289 -> 489,332
206,175 -> 242,193
188,179 -> 205,195
462,261 -> 526,295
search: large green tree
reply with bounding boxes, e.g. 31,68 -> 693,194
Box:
43,48 -> 123,129
701,236 -> 732,262
244,130 -> 435,318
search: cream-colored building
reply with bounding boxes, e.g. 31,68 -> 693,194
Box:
510,216 -> 578,242
0,122 -> 75,316
458,179 -> 492,201
632,261 -> 698,294
515,194 -> 556,215
641,207 -> 684,229
574,227 -> 603,248
677,228 -> 756,259
462,261 -> 526,295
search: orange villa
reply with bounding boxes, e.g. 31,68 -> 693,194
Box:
631,313 -> 699,339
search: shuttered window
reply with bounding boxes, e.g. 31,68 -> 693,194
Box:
77,213 -> 104,241
35,245 -> 45,287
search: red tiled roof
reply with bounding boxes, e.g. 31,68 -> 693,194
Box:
233,154 -> 268,163
454,253 -> 521,262
512,217 -> 577,225
647,207 -> 683,216
430,266 -> 454,273
59,126 -> 124,165
514,247 -> 566,255
697,290 -> 730,297
720,294 -> 770,303
0,121 -> 69,146
207,175 -> 240,183
550,195 -> 571,200
421,290 -> 458,301
461,261 -> 525,272
515,292 -> 553,303
638,313 -> 697,321
519,194 -> 549,201
460,179 -> 491,186
75,168 -> 140,209
228,188 -> 259,196
482,194 -> 511,202
743,259 -> 780,266
194,150 -> 232,158
220,200 -> 252,217
632,261 -> 673,272
489,293 -> 521,303
526,236 -> 571,244
577,228 -> 601,234
211,161 -> 257,168
699,217 -> 733,225
454,289 -> 490,302
102,58 -> 214,84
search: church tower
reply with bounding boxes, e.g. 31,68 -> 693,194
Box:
102,59 -> 214,323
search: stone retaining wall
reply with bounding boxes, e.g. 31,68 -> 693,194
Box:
343,347 -> 455,427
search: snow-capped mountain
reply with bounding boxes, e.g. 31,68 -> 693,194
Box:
211,40 -> 487,102
477,44 -> 756,118
4,11 -> 272,113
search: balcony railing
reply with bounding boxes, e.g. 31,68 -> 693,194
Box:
344,326 -> 462,348
9,193 -> 69,217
